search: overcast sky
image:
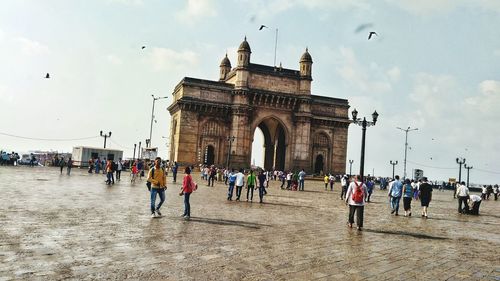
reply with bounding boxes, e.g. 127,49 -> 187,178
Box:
1,0 -> 499,184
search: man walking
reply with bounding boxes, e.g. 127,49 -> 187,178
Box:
345,175 -> 368,231
59,157 -> 65,174
235,168 -> 245,201
340,175 -> 348,200
257,170 -> 267,203
298,169 -> 306,191
456,181 -> 469,214
172,161 -> 179,183
246,170 -> 256,202
66,157 -> 73,175
418,177 -> 433,218
388,175 -> 403,216
147,157 -> 167,218
116,158 -> 123,181
227,169 -> 236,200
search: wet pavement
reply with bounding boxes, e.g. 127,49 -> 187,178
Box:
0,166 -> 499,280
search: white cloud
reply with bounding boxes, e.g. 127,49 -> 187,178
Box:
13,37 -> 49,56
384,0 -> 500,15
176,0 -> 217,25
464,80 -> 500,115
387,67 -> 401,82
106,54 -> 123,65
334,47 -> 393,94
494,49 -> 500,57
147,47 -> 199,71
107,0 -> 143,5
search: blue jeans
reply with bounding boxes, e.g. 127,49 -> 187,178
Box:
258,185 -> 265,202
390,196 -> 401,214
299,179 -> 305,191
183,192 -> 191,217
150,188 -> 165,213
228,183 -> 235,199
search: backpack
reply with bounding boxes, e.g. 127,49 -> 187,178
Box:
352,182 -> 364,203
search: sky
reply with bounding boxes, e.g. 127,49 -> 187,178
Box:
0,0 -> 499,184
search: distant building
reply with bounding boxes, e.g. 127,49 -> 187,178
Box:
72,146 -> 123,168
168,38 -> 350,174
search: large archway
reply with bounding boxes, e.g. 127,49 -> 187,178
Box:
252,117 -> 287,171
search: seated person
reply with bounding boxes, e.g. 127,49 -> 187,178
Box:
467,194 -> 482,215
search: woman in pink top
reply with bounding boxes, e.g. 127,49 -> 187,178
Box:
181,166 -> 194,220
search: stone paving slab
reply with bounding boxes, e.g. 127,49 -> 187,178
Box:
0,166 -> 499,280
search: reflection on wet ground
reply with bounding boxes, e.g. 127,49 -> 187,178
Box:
0,166 -> 499,280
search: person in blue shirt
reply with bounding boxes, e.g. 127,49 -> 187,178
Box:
388,175 -> 403,216
366,179 -> 374,202
172,161 -> 179,183
227,169 -> 237,201
402,178 -> 414,217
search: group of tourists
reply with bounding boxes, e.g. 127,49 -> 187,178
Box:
146,157 -> 194,220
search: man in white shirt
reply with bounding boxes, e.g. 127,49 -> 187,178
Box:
340,175 -> 348,200
455,181 -> 470,214
235,169 -> 245,201
345,175 -> 368,231
468,194 -> 482,215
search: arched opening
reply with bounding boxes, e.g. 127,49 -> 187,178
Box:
204,145 -> 215,165
314,154 -> 324,174
251,127 -> 265,168
251,117 -> 287,171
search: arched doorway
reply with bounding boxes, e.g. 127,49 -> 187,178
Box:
252,117 -> 287,171
204,145 -> 215,165
314,154 -> 324,174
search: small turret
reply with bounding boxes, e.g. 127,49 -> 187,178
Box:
299,48 -> 313,80
219,53 -> 231,81
237,36 -> 251,68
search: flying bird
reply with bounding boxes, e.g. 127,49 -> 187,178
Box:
141,46 -> 146,49
45,73 -> 50,79
355,23 -> 373,33
259,25 -> 268,30
368,31 -> 378,40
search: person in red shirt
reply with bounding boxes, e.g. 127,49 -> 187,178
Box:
181,166 -> 194,220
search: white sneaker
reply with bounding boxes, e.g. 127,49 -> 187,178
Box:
151,213 -> 157,218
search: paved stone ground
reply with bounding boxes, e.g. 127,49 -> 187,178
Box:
0,166 -> 499,281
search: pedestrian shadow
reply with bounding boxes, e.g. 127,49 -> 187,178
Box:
187,217 -> 272,229
428,216 -> 500,226
301,190 -> 326,194
363,229 -> 449,240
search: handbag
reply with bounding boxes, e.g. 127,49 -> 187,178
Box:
146,168 -> 154,191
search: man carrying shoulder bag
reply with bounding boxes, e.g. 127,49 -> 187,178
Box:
147,157 -> 167,218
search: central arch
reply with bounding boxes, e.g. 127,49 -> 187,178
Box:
252,117 -> 287,171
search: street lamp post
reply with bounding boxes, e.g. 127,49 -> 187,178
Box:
133,143 -> 137,161
138,141 -> 142,159
226,136 -> 235,168
397,126 -> 418,179
348,159 -> 354,176
149,95 -> 168,148
456,157 -> 466,183
351,109 -> 379,182
145,139 -> 150,148
100,131 -> 112,148
464,163 -> 473,188
390,160 -> 398,179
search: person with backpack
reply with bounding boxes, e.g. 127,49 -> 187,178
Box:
147,157 -> 167,218
227,169 -> 237,200
388,175 -> 403,216
180,166 -> 195,220
66,157 -> 73,175
345,175 -> 368,231
402,178 -> 414,217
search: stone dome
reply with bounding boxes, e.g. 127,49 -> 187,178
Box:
300,48 -> 313,63
238,36 -> 251,52
220,54 -> 231,67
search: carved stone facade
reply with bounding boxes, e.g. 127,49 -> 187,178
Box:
167,38 -> 350,174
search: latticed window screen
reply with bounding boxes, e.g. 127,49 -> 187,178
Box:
314,133 -> 329,147
202,120 -> 223,136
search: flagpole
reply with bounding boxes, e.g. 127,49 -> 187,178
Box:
274,28 -> 278,67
